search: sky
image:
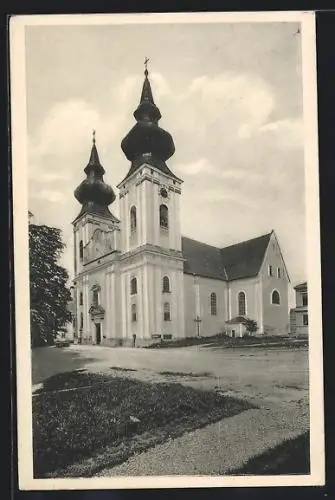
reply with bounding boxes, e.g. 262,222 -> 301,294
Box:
25,20 -> 306,292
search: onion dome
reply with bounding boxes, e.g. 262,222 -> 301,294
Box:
120,61 -> 179,183
74,132 -> 116,221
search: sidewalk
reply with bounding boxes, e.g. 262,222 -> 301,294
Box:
97,403 -> 309,476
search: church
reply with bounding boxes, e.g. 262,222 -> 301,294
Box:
72,66 -> 290,346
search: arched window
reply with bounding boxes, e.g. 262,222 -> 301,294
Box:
210,292 -> 217,316
162,276 -> 170,293
79,240 -> 83,261
130,277 -> 137,295
160,204 -> 169,229
131,303 -> 137,322
130,206 -> 137,232
79,292 -> 83,306
238,291 -> 246,316
80,312 -> 83,330
164,302 -> 171,321
272,290 -> 280,305
92,289 -> 99,307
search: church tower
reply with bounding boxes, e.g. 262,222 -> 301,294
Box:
72,133 -> 120,343
118,63 -> 185,343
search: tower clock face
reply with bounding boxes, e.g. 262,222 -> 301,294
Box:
160,187 -> 168,198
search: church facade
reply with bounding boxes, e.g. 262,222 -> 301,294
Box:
72,68 -> 290,346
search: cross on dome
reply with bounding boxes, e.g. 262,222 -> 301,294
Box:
144,57 -> 150,76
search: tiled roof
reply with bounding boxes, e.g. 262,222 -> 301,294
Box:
182,232 -> 272,282
226,316 -> 247,324
220,233 -> 272,281
182,237 -> 227,281
294,281 -> 307,290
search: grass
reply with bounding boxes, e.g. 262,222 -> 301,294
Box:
159,370 -> 213,378
232,431 -> 310,475
145,334 -> 308,350
33,371 -> 255,478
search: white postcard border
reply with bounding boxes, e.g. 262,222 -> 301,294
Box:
10,10 -> 324,490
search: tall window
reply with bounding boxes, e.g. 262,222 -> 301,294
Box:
268,264 -> 273,277
210,292 -> 217,316
130,277 -> 137,295
79,292 -> 83,306
277,267 -> 281,278
80,312 -> 83,330
302,293 -> 308,307
131,303 -> 137,322
238,291 -> 246,316
162,276 -> 170,293
271,290 -> 280,305
130,206 -> 137,232
160,204 -> 169,229
164,302 -> 171,321
92,289 -> 99,307
79,240 -> 83,261
303,313 -> 308,326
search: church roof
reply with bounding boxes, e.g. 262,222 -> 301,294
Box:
182,238 -> 227,281
294,281 -> 307,290
120,64 -> 177,184
182,232 -> 272,282
73,133 -> 116,223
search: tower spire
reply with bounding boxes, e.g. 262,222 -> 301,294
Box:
74,131 -> 116,220
120,62 -> 179,183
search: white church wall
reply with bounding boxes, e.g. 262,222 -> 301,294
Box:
118,252 -> 184,343
260,232 -> 290,335
183,274 -> 227,337
184,274 -> 197,337
228,276 -> 261,328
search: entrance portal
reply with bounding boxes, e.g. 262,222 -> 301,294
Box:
95,323 -> 101,345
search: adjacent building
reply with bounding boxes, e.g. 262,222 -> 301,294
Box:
290,282 -> 308,336
72,67 -> 290,346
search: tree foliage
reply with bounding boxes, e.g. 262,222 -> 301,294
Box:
243,317 -> 259,335
29,221 -> 72,347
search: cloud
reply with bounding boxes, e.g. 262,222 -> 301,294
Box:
176,158 -> 217,176
30,100 -> 102,157
36,189 -> 67,203
259,118 -> 303,148
180,72 -> 274,134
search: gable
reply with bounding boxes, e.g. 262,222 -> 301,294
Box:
220,233 -> 271,281
182,232 -> 272,282
260,231 -> 290,282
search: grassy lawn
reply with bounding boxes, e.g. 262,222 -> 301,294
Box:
232,431 -> 310,475
33,370 -> 255,478
146,334 -> 308,350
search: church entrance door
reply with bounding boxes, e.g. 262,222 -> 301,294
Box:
96,323 -> 101,345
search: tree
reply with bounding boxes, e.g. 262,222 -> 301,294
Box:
243,318 -> 258,336
29,221 -> 72,347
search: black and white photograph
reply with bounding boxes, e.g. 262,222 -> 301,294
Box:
10,11 -> 324,490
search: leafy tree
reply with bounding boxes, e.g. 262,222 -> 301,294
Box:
243,318 -> 258,336
29,219 -> 72,347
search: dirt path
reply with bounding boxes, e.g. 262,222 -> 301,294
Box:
97,403 -> 309,476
